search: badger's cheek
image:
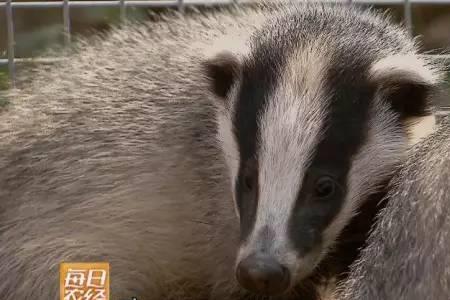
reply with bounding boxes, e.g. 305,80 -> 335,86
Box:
291,245 -> 325,282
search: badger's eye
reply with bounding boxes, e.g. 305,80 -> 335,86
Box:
314,176 -> 336,199
243,174 -> 254,192
242,159 -> 257,193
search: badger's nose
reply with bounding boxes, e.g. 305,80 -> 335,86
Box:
236,253 -> 290,296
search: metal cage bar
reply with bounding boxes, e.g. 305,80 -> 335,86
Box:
404,0 -> 413,36
178,0 -> 185,13
5,0 -> 15,88
2,0 -> 450,88
3,0 -> 450,9
63,0 -> 71,44
120,0 -> 126,23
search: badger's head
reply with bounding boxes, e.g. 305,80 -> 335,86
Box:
202,5 -> 442,297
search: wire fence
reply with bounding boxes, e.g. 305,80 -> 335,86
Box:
1,0 -> 450,110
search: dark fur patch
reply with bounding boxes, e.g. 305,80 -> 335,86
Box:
288,57 -> 375,255
203,52 -> 241,100
233,41 -> 289,241
382,82 -> 433,119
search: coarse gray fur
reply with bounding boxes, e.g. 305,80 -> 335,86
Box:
338,117 -> 450,300
0,2 -> 444,300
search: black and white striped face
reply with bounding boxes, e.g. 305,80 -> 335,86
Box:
203,5 -> 441,296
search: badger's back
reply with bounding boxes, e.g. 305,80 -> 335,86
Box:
340,118 -> 450,300
0,6 -> 263,300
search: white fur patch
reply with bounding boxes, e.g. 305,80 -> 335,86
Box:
204,33 -> 249,61
238,41 -> 331,276
405,115 -> 436,146
369,54 -> 441,86
202,14 -> 268,64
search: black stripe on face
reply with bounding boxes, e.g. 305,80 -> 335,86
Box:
233,46 -> 287,242
289,62 -> 375,256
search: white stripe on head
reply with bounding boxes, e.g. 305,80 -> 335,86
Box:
239,40 -> 331,265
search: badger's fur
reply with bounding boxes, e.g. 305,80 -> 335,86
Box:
0,2 -> 444,300
339,117 -> 450,300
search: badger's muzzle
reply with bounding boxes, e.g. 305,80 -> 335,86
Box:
236,252 -> 291,296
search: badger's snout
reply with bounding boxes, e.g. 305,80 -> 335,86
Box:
236,253 -> 291,296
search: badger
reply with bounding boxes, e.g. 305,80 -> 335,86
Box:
0,2 -> 444,300
338,117 -> 450,300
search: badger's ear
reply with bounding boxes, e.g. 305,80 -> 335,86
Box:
202,51 -> 241,102
369,54 -> 443,119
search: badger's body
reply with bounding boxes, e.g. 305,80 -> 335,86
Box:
340,118 -> 450,300
0,3 -> 444,300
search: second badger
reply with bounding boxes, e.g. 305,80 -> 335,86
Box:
339,118 -> 450,300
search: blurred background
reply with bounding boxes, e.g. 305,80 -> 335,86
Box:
1,0 -> 450,108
